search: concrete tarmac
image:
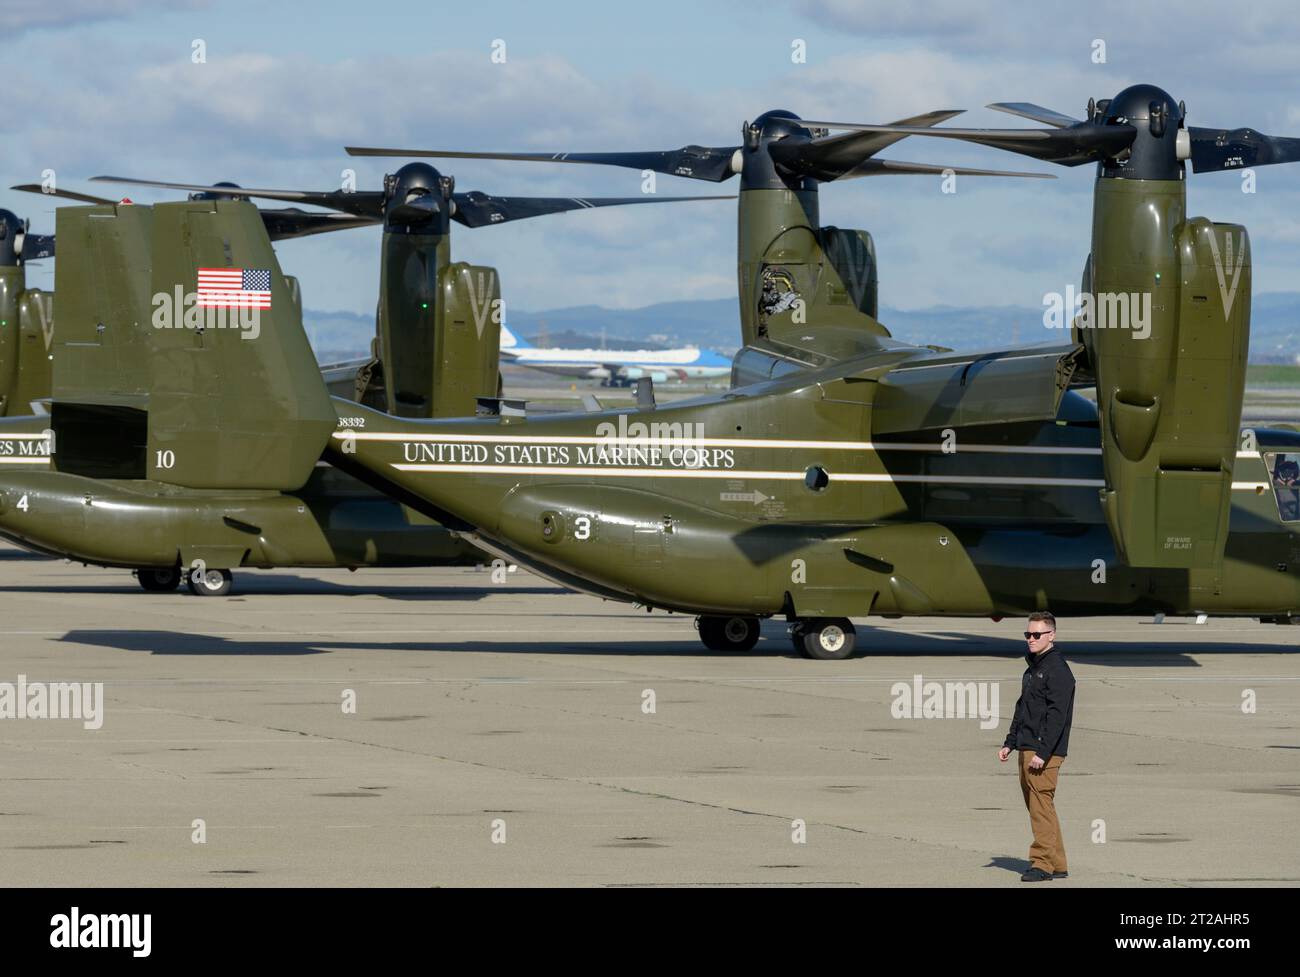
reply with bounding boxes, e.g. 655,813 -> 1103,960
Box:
0,543 -> 1296,887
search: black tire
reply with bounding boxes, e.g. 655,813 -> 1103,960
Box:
187,567 -> 233,597
697,615 -> 761,651
796,618 -> 856,660
136,567 -> 181,592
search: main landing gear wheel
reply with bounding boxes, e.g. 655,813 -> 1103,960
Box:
696,615 -> 761,651
187,567 -> 233,597
135,567 -> 181,592
792,618 -> 856,660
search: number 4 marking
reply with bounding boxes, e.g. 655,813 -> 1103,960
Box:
16,494 -> 28,512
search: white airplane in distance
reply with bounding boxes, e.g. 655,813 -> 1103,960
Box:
499,324 -> 731,386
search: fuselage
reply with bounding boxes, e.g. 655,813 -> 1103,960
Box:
0,415 -> 479,571
326,376 -> 1300,621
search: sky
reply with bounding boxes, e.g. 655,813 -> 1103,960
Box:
2,0 -> 1298,318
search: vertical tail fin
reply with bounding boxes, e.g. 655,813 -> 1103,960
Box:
52,199 -> 335,489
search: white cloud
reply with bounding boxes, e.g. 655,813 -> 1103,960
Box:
4,4 -> 1298,318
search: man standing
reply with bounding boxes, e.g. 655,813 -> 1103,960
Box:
998,611 -> 1076,882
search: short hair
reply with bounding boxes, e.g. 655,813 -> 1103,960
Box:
1028,611 -> 1057,631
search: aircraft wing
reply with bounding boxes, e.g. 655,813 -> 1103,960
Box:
868,343 -> 1088,434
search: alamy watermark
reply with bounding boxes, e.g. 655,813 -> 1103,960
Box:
590,414 -> 725,469
891,674 -> 1001,729
50,907 -> 149,957
0,674 -> 103,730
1043,285 -> 1152,339
151,286 -> 262,340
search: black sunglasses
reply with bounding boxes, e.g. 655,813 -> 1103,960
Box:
1024,630 -> 1054,640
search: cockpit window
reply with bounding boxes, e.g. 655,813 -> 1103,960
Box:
1265,451 -> 1300,522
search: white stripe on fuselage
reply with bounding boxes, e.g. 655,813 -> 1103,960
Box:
340,433 -> 1277,490
338,432 -> 1103,452
341,431 -> 1269,462
387,464 -> 1270,492
390,463 -> 1108,487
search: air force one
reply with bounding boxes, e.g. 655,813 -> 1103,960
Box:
500,324 -> 731,386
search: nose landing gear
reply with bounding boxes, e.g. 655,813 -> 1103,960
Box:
696,615 -> 761,651
790,618 -> 856,660
186,567 -> 233,596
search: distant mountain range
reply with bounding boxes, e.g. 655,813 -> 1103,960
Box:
304,292 -> 1300,364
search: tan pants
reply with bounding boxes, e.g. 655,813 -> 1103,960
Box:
1018,749 -> 1067,874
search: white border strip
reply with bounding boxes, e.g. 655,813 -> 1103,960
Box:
388,464 -> 1277,492
393,464 -> 805,479
390,463 -> 1107,487
343,430 -> 1104,455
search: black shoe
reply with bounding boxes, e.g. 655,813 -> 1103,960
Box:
1052,871 -> 1069,879
1020,867 -> 1053,882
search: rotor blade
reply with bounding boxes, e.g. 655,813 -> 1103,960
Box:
838,158 -> 1056,180
790,120 -> 1136,167
257,208 -> 381,241
450,191 -> 733,228
11,183 -> 118,206
767,110 -> 966,180
20,233 -> 55,260
1188,126 -> 1300,173
90,175 -> 387,219
14,182 -> 376,241
347,145 -> 743,182
986,102 -> 1082,128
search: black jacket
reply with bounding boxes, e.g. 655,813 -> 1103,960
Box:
1003,646 -> 1075,761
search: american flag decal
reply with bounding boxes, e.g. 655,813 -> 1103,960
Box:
196,268 -> 272,309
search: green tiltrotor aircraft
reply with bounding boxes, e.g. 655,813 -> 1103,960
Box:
0,170 -> 727,593
302,84 -> 1300,658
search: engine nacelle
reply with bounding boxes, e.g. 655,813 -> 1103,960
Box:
0,267 -> 20,414
435,263 -> 502,417
737,187 -> 888,351
0,263 -> 55,417
1089,177 -> 1250,568
372,229 -> 501,419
